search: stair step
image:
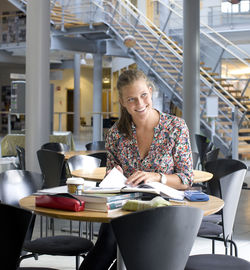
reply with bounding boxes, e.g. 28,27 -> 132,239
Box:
201,72 -> 219,77
143,56 -> 182,63
202,67 -> 212,71
215,83 -> 234,88
152,62 -> 182,68
216,121 -> 249,126
225,136 -> 250,141
218,128 -> 250,133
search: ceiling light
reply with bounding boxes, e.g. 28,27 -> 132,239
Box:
80,58 -> 86,65
85,53 -> 93,59
103,77 -> 110,84
124,35 -> 136,48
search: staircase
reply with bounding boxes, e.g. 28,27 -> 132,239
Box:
4,0 -> 250,158
99,0 -> 250,158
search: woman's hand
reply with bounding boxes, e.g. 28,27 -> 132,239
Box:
126,171 -> 160,187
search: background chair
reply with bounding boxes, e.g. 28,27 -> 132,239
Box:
185,253 -> 250,270
87,151 -> 107,167
0,169 -> 94,270
204,148 -> 220,164
195,134 -> 213,170
198,159 -> 247,256
37,149 -> 68,188
0,203 -> 58,270
67,155 -> 101,174
16,145 -> 26,170
66,154 -> 102,238
41,142 -> 70,153
85,141 -> 105,151
192,151 -> 199,169
111,206 -> 203,270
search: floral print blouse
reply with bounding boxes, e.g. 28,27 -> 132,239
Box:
105,112 -> 193,186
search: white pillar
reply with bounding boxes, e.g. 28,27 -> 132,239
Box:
25,0 -> 50,172
93,54 -> 103,141
74,53 -> 81,135
183,0 -> 200,152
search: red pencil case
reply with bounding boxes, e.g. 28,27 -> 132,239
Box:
35,193 -> 85,212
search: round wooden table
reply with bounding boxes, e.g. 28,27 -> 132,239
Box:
19,194 -> 223,221
72,167 -> 213,184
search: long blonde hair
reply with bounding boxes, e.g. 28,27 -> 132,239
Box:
117,69 -> 153,139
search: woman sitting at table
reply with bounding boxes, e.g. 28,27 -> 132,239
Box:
79,69 -> 193,270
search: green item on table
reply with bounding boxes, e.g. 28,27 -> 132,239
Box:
122,196 -> 171,211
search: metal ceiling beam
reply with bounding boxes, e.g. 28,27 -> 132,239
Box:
0,50 -> 25,64
8,0 -> 26,13
51,36 -> 106,54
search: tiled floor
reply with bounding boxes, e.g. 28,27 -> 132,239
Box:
1,128 -> 250,269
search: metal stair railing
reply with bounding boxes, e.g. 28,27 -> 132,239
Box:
158,0 -> 250,102
150,0 -> 250,150
96,0 -> 247,156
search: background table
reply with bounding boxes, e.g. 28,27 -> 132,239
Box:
64,150 -> 106,160
72,167 -> 213,184
1,131 -> 76,157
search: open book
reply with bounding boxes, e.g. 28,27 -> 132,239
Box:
85,168 -> 185,200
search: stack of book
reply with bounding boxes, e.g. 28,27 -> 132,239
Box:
74,192 -> 142,212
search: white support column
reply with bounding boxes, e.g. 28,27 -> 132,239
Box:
25,0 -> 50,172
74,53 -> 81,135
93,53 -> 103,141
183,0 -> 200,152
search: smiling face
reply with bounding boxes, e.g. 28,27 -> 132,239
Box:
120,78 -> 153,122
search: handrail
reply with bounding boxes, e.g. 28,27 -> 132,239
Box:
102,0 -> 247,114
161,0 -> 250,66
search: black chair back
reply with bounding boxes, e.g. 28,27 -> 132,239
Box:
205,159 -> 247,240
87,151 -> 107,167
16,145 -> 26,170
195,134 -> 213,170
0,204 -> 57,270
111,206 -> 203,270
192,151 -> 199,169
205,148 -> 220,164
0,170 -> 43,206
0,170 -> 43,260
41,142 -> 70,153
85,141 -> 105,151
67,155 -> 101,173
0,203 -> 33,269
37,149 -> 66,188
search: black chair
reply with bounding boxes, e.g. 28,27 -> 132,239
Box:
67,155 -> 101,173
185,253 -> 250,270
0,169 -> 94,270
41,142 -> 70,153
16,145 -> 26,170
192,151 -> 199,169
0,203 -> 58,270
198,159 -> 247,256
195,134 -> 213,170
37,149 -> 68,188
66,154 -> 102,238
85,141 -> 105,151
87,151 -> 107,167
111,206 -> 203,270
204,148 -> 220,164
